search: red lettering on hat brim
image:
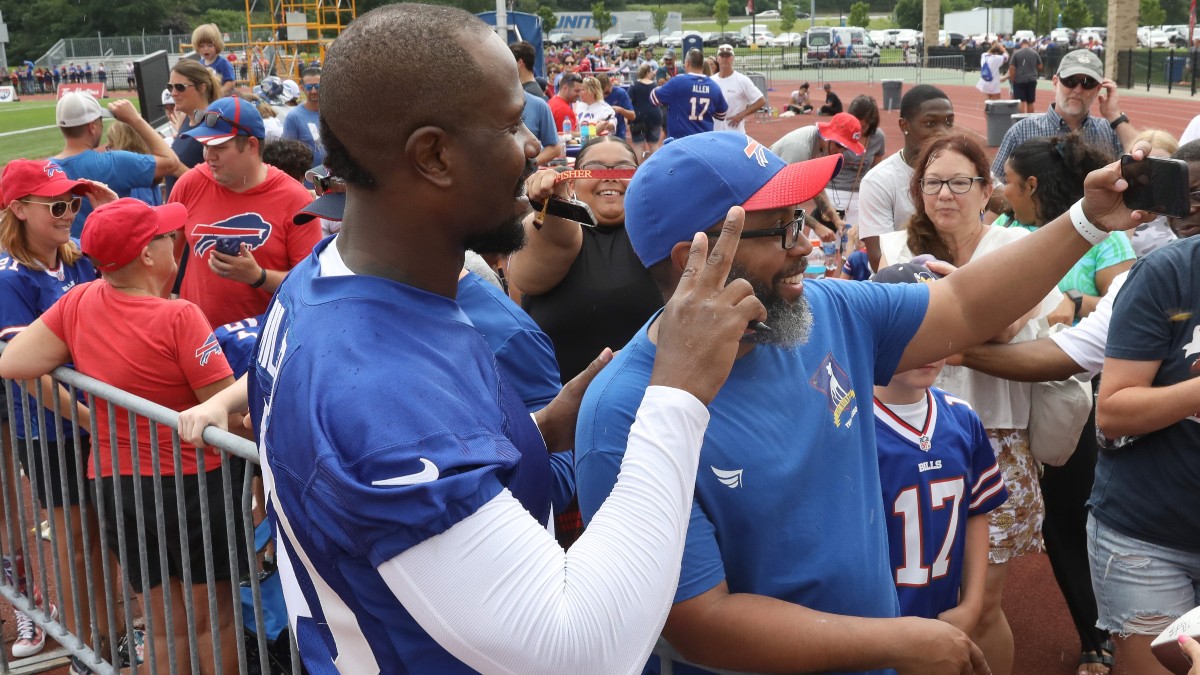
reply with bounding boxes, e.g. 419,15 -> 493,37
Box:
742,154 -> 843,212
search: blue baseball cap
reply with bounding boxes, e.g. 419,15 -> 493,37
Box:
183,96 -> 266,146
625,132 -> 844,266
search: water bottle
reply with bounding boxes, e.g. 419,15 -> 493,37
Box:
804,239 -> 826,279
580,120 -> 591,144
562,118 -> 572,141
822,241 -> 839,277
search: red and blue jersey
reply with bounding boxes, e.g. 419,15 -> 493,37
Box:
214,315 -> 263,379
874,388 -> 1007,619
651,73 -> 729,138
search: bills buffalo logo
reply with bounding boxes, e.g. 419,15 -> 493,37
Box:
192,213 -> 271,256
194,333 -> 223,366
744,138 -> 769,168
44,162 -> 65,178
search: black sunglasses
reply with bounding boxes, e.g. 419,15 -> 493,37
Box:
706,213 -> 805,250
193,109 -> 252,135
1059,75 -> 1099,90
165,82 -> 197,93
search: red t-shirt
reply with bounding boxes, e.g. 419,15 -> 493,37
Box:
41,282 -> 233,478
549,95 -> 578,134
169,164 -> 319,327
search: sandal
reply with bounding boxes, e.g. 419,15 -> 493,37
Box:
1077,640 -> 1115,675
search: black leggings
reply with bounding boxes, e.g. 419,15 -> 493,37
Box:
1039,383 -> 1110,655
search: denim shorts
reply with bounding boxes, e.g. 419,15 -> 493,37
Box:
1087,514 -> 1200,636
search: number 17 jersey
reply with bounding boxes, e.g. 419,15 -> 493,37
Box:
651,73 -> 728,138
874,388 -> 1008,619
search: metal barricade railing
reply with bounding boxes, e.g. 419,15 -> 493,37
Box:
0,343 -> 299,675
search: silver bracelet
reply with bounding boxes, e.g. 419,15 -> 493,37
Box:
1069,200 -> 1110,246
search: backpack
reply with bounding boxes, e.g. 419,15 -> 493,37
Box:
981,59 -> 994,82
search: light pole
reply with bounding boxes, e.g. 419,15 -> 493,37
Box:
983,0 -> 992,41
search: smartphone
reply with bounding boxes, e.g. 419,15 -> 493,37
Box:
1121,154 -> 1191,218
214,237 -> 242,256
536,195 -> 598,227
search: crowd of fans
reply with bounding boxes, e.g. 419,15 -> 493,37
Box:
2,5 -> 1200,675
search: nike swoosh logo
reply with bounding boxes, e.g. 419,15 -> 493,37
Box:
371,458 -> 440,486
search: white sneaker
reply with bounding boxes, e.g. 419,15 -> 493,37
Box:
11,603 -> 55,658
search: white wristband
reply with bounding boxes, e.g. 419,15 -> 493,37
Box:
1069,200 -> 1109,246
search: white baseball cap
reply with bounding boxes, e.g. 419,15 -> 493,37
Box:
56,91 -> 112,127
281,80 -> 301,102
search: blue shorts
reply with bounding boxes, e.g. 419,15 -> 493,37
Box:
1087,514 -> 1200,636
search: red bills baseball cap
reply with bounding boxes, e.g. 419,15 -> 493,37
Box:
625,132 -> 843,266
81,198 -> 188,271
816,112 -> 866,155
0,159 -> 87,209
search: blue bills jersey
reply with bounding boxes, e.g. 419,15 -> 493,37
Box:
213,315 -> 263,379
651,73 -> 729,138
874,388 -> 1007,619
248,237 -> 551,672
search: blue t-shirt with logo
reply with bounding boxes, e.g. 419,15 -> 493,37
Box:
248,237 -> 553,671
651,73 -> 728,138
576,278 -> 927,675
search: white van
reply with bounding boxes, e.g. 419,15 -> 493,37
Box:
833,27 -> 881,61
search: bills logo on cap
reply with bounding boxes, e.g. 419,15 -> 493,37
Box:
192,213 -> 272,256
194,333 -> 223,366
852,131 -> 861,141
743,138 -> 769,168
44,162 -> 65,178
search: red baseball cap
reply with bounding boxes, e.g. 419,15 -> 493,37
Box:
81,198 -> 188,271
0,159 -> 87,209
817,112 -> 866,155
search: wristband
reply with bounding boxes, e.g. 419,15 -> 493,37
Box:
1069,200 -> 1109,246
1109,113 -> 1129,130
249,267 -> 268,289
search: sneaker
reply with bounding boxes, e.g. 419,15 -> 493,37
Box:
69,656 -> 95,675
39,520 -> 51,541
11,603 -> 55,658
117,628 -> 145,667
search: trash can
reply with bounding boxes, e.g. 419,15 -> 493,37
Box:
881,79 -> 903,111
984,99 -> 1020,147
1166,55 -> 1188,83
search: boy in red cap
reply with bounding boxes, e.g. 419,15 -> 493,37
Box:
0,198 -> 241,675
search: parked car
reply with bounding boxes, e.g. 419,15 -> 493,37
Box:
1162,24 -> 1191,46
938,30 -> 965,47
706,32 -> 748,47
641,33 -> 665,47
771,31 -> 806,47
1049,27 -> 1075,44
1013,29 -> 1036,43
869,30 -> 891,47
546,31 -> 574,46
663,30 -> 685,47
1144,29 -> 1170,48
615,31 -> 647,48
747,30 -> 776,46
757,9 -> 780,18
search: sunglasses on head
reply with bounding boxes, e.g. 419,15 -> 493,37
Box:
165,82 -> 197,93
18,197 -> 82,219
1059,75 -> 1099,90
193,109 -> 252,135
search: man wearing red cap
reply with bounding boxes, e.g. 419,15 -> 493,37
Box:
769,112 -> 866,238
0,197 -> 240,675
168,96 -> 320,327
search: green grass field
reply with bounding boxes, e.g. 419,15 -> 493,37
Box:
0,98 -> 138,165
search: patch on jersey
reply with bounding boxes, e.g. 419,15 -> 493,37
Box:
743,138 -> 769,167
809,353 -> 858,428
711,466 -> 744,488
194,333 -> 223,366
192,213 -> 272,256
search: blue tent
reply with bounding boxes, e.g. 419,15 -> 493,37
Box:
476,11 -> 546,77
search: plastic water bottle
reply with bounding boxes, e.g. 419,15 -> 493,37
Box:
580,120 -> 591,144
804,239 -> 826,279
562,118 -> 572,141
822,241 -> 839,277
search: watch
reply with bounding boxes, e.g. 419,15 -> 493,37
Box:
1067,290 -> 1084,321
1109,113 -> 1129,130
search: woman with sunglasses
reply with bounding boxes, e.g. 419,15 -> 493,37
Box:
165,60 -> 223,198
0,159 -> 116,668
879,132 -> 1059,675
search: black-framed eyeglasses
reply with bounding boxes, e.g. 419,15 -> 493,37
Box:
165,82 -> 197,93
1059,75 -> 1100,90
17,197 -> 82,219
919,176 -> 985,195
152,231 -> 177,242
706,213 -> 805,250
1188,190 -> 1200,206
305,168 -> 345,196
193,110 -> 252,135
578,161 -> 639,172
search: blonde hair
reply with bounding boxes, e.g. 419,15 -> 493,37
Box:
255,100 -> 277,119
1131,129 -> 1180,156
581,76 -> 604,102
171,59 -> 222,106
105,121 -> 150,154
0,208 -> 83,268
191,23 -> 224,54
637,63 -> 653,79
